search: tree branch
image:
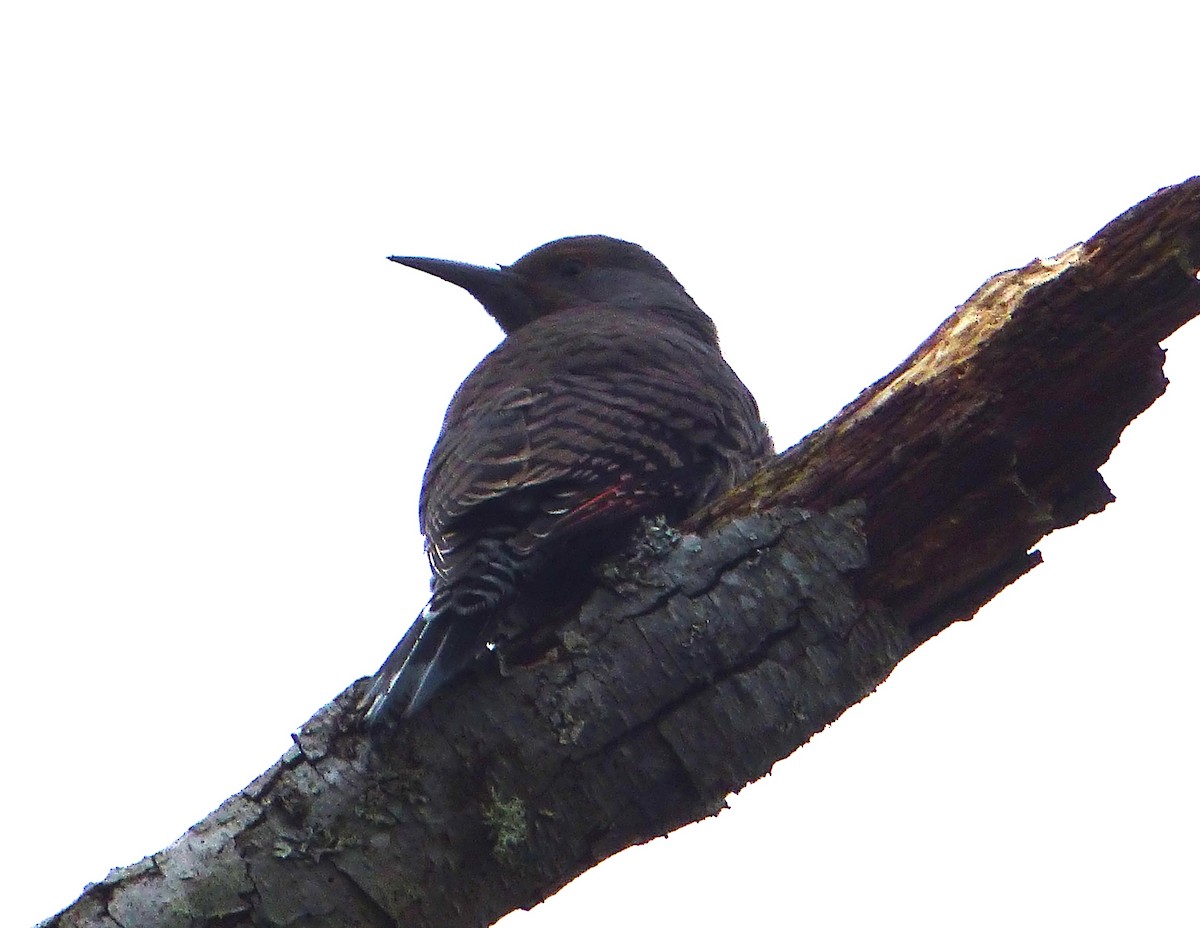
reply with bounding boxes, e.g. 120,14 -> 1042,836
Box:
43,178 -> 1200,928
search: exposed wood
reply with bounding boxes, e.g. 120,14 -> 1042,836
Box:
43,178 -> 1200,928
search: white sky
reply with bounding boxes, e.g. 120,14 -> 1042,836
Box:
3,4 -> 1198,926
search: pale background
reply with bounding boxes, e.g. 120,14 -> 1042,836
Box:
3,4 -> 1198,926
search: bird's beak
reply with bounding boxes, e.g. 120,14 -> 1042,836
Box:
388,255 -> 536,335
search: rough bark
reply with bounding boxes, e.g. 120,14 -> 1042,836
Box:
42,177 -> 1200,928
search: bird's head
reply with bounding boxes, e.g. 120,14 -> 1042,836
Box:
389,235 -> 718,344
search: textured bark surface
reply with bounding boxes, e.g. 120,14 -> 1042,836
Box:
42,177 -> 1200,928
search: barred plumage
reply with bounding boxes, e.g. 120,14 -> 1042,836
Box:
361,236 -> 773,725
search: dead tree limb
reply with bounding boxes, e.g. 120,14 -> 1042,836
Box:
45,177 -> 1200,928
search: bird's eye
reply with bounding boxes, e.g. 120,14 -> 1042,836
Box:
559,258 -> 584,278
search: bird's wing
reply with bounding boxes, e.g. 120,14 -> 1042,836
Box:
420,367 -> 723,595
418,313 -> 771,613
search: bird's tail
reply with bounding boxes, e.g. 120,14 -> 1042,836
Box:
359,604 -> 489,726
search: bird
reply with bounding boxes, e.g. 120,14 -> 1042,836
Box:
360,235 -> 773,725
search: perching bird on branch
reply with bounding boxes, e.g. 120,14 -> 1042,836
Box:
360,235 -> 773,725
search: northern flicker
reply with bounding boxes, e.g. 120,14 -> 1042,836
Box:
360,235 -> 773,725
